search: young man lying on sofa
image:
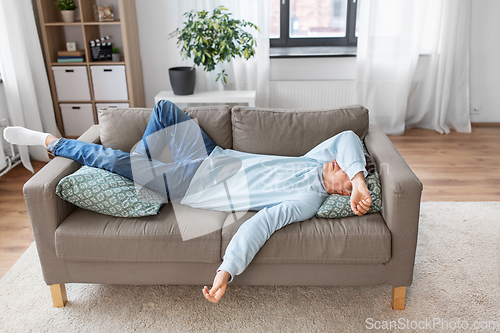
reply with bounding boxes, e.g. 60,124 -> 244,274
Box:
4,100 -> 372,303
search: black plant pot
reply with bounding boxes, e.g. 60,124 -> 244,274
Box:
169,66 -> 196,95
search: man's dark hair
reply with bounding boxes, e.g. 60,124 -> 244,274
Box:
365,153 -> 376,177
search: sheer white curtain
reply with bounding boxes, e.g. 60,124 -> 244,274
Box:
356,0 -> 471,135
0,0 -> 60,171
175,0 -> 270,107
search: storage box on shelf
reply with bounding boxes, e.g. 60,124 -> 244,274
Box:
52,66 -> 91,101
91,65 -> 128,101
59,104 -> 95,137
36,0 -> 144,137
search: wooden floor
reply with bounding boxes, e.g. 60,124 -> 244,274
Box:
1,125 -> 499,278
388,125 -> 500,202
0,160 -> 45,278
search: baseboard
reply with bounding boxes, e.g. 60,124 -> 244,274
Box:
471,122 -> 500,127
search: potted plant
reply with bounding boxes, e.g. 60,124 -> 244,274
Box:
112,47 -> 121,62
55,0 -> 77,23
169,6 -> 259,95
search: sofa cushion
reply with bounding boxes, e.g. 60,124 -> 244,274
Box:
221,212 -> 391,264
98,108 -> 151,153
183,106 -> 232,149
55,203 -> 228,263
56,165 -> 164,218
98,105 -> 232,152
231,105 -> 369,156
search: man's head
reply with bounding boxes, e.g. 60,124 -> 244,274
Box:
323,154 -> 376,196
324,161 -> 352,195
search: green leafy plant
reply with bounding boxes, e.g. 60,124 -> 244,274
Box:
55,0 -> 76,10
112,47 -> 120,54
169,6 -> 259,84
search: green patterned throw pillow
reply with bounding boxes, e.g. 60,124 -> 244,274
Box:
316,171 -> 383,219
56,166 -> 165,217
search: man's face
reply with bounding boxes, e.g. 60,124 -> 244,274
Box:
327,161 -> 352,196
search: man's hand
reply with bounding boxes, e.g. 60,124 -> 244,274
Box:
350,172 -> 372,216
203,270 -> 231,303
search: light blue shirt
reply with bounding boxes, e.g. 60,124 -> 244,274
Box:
180,130 -> 366,282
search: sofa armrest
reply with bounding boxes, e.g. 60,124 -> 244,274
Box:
23,125 -> 101,283
364,123 -> 423,287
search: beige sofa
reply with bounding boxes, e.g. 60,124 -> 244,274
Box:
23,104 -> 422,309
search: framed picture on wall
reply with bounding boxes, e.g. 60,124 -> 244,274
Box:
94,5 -> 114,22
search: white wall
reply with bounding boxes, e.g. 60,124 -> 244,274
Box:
135,1 -> 500,122
0,85 -> 8,120
470,0 -> 500,122
270,57 -> 356,81
135,1 -> 179,108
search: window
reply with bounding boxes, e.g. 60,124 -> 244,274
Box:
270,0 -> 359,47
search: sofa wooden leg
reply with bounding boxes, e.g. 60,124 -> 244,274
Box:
50,284 -> 67,307
391,286 -> 406,310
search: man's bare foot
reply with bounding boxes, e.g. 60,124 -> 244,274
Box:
202,270 -> 231,303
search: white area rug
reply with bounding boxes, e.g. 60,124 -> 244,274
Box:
1,202 -> 500,332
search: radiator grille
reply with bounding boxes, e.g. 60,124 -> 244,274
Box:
269,81 -> 357,109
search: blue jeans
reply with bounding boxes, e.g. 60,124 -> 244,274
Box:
49,100 -> 217,202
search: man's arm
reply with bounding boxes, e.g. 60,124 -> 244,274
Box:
306,131 -> 371,215
305,130 -> 367,180
203,199 -> 318,303
350,172 -> 372,216
219,200 -> 318,282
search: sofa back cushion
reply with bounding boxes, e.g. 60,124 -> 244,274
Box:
98,108 -> 151,152
98,105 -> 232,152
231,105 -> 369,156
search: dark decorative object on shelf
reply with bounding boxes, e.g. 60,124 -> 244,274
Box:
90,36 -> 112,61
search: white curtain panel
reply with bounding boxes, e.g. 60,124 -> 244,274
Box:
0,0 -> 60,171
356,0 -> 471,135
176,0 -> 270,107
